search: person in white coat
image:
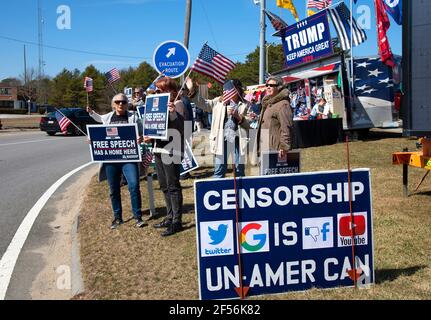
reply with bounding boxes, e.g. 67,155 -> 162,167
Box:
192,79 -> 250,178
87,93 -> 145,230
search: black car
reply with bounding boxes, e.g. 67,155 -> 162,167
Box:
39,108 -> 99,136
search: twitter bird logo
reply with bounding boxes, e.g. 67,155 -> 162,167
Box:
208,224 -> 228,245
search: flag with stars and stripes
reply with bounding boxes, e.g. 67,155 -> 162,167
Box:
55,111 -> 72,134
264,10 -> 288,32
307,0 -> 332,11
327,2 -> 367,51
105,68 -> 121,84
84,76 -> 93,93
353,56 -> 400,102
191,44 -> 236,84
222,80 -> 239,105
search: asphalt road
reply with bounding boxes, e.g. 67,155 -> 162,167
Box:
0,131 -> 92,276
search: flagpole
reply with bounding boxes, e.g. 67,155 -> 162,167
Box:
350,0 -> 354,103
109,82 -> 118,95
259,0 -> 266,84
173,42 -> 208,102
55,107 -> 87,136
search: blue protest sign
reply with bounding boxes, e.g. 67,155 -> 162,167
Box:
143,93 -> 170,140
281,11 -> 333,68
260,150 -> 300,175
153,40 -> 190,78
181,141 -> 199,176
87,124 -> 142,163
137,105 -> 145,119
195,169 -> 374,300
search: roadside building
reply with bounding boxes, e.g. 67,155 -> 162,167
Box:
0,84 -> 36,111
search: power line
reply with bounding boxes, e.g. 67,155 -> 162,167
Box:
0,35 -> 149,60
0,34 -> 251,61
197,0 -> 219,50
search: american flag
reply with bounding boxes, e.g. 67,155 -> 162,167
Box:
307,0 -> 332,10
106,127 -> 119,137
222,80 -> 238,104
264,10 -> 288,31
55,111 -> 71,134
105,68 -> 121,84
84,76 -> 93,92
353,56 -> 400,101
351,56 -> 401,127
191,44 -> 236,84
142,150 -> 154,169
327,2 -> 367,51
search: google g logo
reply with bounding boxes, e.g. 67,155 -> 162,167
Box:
240,221 -> 269,253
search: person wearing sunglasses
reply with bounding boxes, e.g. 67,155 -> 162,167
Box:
87,93 -> 146,230
251,76 -> 293,165
144,77 -> 186,237
131,87 -> 146,111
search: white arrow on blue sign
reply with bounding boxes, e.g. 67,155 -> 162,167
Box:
153,40 -> 190,79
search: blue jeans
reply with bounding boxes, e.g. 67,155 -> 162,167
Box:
207,113 -> 212,129
105,162 -> 142,221
214,139 -> 245,178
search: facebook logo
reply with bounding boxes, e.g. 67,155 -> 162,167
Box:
302,217 -> 334,250
321,222 -> 330,241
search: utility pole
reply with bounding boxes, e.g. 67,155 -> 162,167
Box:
24,45 -> 30,115
259,0 -> 266,84
38,0 -> 45,106
181,0 -> 192,85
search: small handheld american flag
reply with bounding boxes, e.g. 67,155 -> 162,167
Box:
105,68 -> 121,84
191,44 -> 236,84
84,76 -> 93,93
222,80 -> 239,105
55,111 -> 72,134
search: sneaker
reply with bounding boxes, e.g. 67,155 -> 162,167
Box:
153,219 -> 171,229
135,219 -> 147,228
161,222 -> 183,237
110,218 -> 123,230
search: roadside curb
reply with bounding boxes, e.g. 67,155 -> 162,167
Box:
71,215 -> 84,297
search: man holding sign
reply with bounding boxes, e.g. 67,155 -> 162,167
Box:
87,93 -> 146,229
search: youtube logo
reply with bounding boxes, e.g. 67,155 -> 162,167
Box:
339,215 -> 366,237
337,212 -> 368,247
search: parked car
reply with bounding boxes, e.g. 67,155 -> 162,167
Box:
39,108 -> 99,136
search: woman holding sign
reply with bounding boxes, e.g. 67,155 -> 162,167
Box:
87,93 -> 146,230
145,77 -> 185,237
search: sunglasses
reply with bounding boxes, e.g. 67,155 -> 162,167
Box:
114,100 -> 128,105
134,92 -> 140,95
266,83 -> 278,88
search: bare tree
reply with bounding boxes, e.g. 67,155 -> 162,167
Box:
19,67 -> 38,103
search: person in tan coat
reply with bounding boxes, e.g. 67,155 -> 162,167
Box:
192,79 -> 250,178
253,76 -> 293,164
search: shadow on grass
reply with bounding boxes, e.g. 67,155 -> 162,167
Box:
375,265 -> 426,284
191,169 -> 214,180
410,190 -> 431,197
143,203 -> 195,222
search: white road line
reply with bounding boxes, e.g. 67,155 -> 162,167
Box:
0,162 -> 93,300
0,138 -> 79,147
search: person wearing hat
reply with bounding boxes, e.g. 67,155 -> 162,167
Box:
191,78 -> 250,178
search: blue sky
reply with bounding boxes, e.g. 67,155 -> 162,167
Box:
0,0 -> 402,80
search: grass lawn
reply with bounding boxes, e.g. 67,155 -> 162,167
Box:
77,134 -> 431,300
